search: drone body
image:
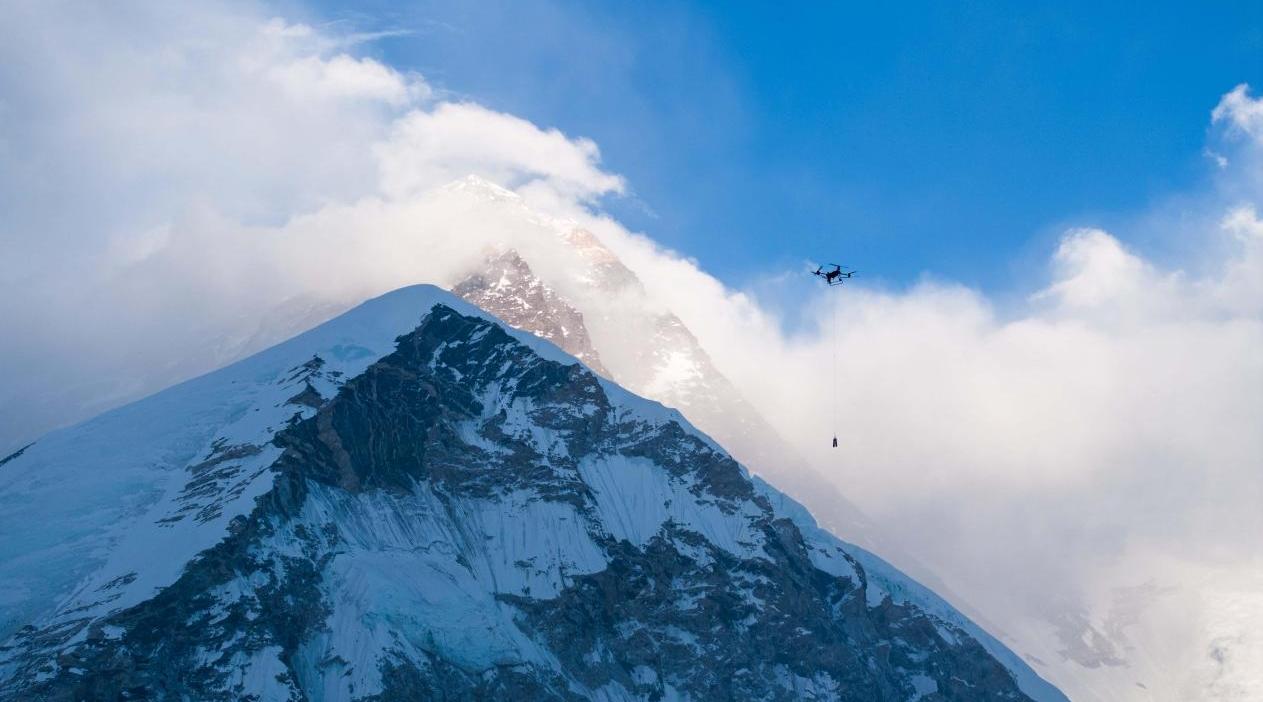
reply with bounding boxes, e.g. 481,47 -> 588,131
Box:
812,263 -> 856,286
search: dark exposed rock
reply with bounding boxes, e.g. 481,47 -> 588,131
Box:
286,382 -> 325,410
0,442 -> 32,468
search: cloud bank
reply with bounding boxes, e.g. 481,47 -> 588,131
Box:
1,3 -> 1259,700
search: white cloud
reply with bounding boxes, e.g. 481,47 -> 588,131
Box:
375,102 -> 625,201
246,19 -> 428,106
1213,83 -> 1263,141
1037,228 -> 1178,319
0,0 -> 618,445
266,53 -> 424,105
1215,205 -> 1263,315
1205,148 -> 1230,168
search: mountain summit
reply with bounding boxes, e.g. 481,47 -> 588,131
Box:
0,286 -> 1064,701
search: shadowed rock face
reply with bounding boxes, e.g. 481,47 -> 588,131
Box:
1,304 -> 1041,701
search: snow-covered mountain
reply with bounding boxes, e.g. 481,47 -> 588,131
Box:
0,285 -> 1065,701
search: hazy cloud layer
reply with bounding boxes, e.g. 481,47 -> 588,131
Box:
1,4 -> 1259,700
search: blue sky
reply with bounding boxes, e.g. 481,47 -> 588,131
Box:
315,0 -> 1263,292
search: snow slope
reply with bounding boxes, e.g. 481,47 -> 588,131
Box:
0,285 -> 1066,701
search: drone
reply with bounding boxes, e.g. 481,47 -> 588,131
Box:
812,264 -> 857,286
813,261 -> 858,449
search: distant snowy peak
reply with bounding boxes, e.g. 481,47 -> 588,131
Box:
439,173 -> 522,203
0,286 -> 1064,701
559,227 -> 645,293
454,248 -> 611,377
